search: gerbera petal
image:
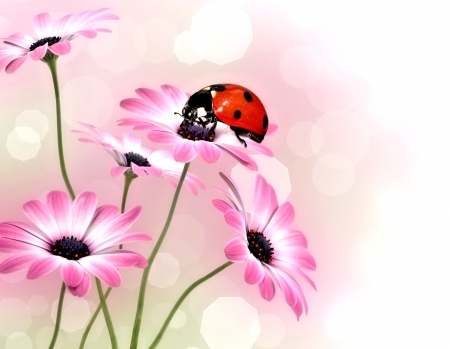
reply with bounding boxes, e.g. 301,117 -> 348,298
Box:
246,139 -> 274,157
219,172 -> 247,216
194,141 -> 222,163
224,237 -> 249,262
73,29 -> 97,38
161,84 -> 188,108
212,199 -> 233,213
94,250 -> 147,268
82,205 -> 120,243
147,130 -> 180,144
135,87 -> 171,111
32,13 -> 52,38
78,256 -> 121,287
72,192 -> 98,240
249,175 -> 278,233
27,255 -> 63,280
264,202 -> 295,239
215,144 -> 258,171
131,162 -> 147,177
270,259 -> 316,291
67,272 -> 91,297
48,41 -> 71,55
224,209 -> 247,237
173,138 -> 197,163
46,191 -> 73,236
244,254 -> 265,285
3,32 -> 34,48
258,268 -> 276,301
60,260 -> 84,287
0,222 -> 51,247
0,252 -> 42,274
271,229 -> 308,248
5,56 -> 27,74
273,246 -> 316,271
29,43 -> 48,60
22,199 -> 61,241
0,238 -> 43,253
266,124 -> 278,137
91,232 -> 151,253
111,166 -> 128,178
269,266 -> 297,307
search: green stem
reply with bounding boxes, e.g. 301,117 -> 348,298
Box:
148,261 -> 233,349
95,278 -> 118,349
48,282 -> 66,349
130,162 -> 191,349
79,173 -> 134,349
46,56 -> 76,201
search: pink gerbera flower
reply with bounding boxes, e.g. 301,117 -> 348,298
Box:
0,8 -> 118,73
213,173 -> 316,320
119,85 -> 277,170
0,191 -> 150,297
73,123 -> 205,195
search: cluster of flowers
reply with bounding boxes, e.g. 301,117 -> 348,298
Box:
0,8 -> 316,349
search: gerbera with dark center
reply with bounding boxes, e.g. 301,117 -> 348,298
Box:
0,191 -> 150,297
0,8 -> 118,73
119,85 -> 278,170
73,122 -> 205,195
213,173 -> 316,320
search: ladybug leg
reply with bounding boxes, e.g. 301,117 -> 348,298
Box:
235,132 -> 247,147
209,119 -> 218,133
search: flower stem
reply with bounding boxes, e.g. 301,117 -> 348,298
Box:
78,174 -> 134,349
148,261 -> 233,349
48,282 -> 66,349
130,162 -> 191,349
95,278 -> 118,349
45,56 -> 76,201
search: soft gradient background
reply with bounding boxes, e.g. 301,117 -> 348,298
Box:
0,0 -> 449,348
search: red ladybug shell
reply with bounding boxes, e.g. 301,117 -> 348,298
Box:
207,84 -> 268,138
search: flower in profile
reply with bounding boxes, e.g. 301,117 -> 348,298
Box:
0,191 -> 150,297
0,8 -> 118,73
73,122 -> 205,195
213,173 -> 316,319
119,85 -> 277,170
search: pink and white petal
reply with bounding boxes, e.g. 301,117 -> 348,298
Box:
78,256 -> 122,287
173,138 -> 197,163
67,272 -> 91,297
249,175 -> 278,233
273,246 -> 316,271
264,202 -> 295,239
120,98 -> 162,119
194,141 -> 222,163
32,13 -> 53,38
45,191 -> 73,237
111,166 -> 128,178
266,124 -> 278,137
5,56 -> 27,74
0,252 -> 41,274
0,222 -> 51,247
291,296 -> 303,320
219,173 -> 247,216
215,144 -> 258,171
212,199 -> 233,213
144,165 -> 163,177
270,259 -> 316,291
91,232 -> 151,253
147,130 -> 180,144
224,209 -> 247,237
53,14 -> 73,35
48,41 -> 71,55
73,29 -> 97,38
95,250 -> 147,268
246,139 -> 274,157
258,269 -> 276,301
3,32 -> 35,48
95,28 -> 112,33
72,192 -> 98,240
160,84 -> 188,109
0,238 -> 45,253
131,162 -> 147,177
27,255 -> 63,280
244,254 -> 265,285
270,229 -> 308,248
135,87 -> 171,111
60,260 -> 84,287
268,266 -> 297,307
82,205 -> 120,243
22,199 -> 61,241
224,237 -> 249,263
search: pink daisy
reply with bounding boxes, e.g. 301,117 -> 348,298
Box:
0,191 -> 150,297
119,85 -> 278,170
73,123 -> 205,195
0,8 -> 118,73
213,173 -> 316,320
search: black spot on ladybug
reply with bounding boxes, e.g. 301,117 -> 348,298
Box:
243,91 -> 253,102
234,110 -> 242,119
263,115 -> 268,129
210,84 -> 226,92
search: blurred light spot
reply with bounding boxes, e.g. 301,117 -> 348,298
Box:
173,30 -> 207,65
150,302 -> 173,328
51,294 -> 90,332
15,110 -> 49,140
191,0 -> 252,65
255,313 -> 285,348
315,110 -> 370,164
158,215 -> 206,266
36,327 -> 63,349
61,76 -> 114,129
7,127 -> 41,161
231,155 -> 291,213
169,309 -> 187,329
312,153 -> 355,196
0,299 -> 32,337
306,58 -> 365,112
28,295 -> 48,316
201,297 -> 260,349
287,122 -> 323,157
6,332 -> 31,349
0,16 -> 11,37
141,18 -> 178,63
64,300 -> 105,343
148,253 -> 180,288
89,17 -> 146,73
280,45 -> 324,88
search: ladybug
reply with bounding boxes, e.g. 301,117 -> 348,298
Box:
180,84 -> 269,146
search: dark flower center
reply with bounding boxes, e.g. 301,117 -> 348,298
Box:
177,123 -> 215,142
125,152 -> 150,167
29,36 -> 61,52
247,230 -> 274,264
51,236 -> 89,260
